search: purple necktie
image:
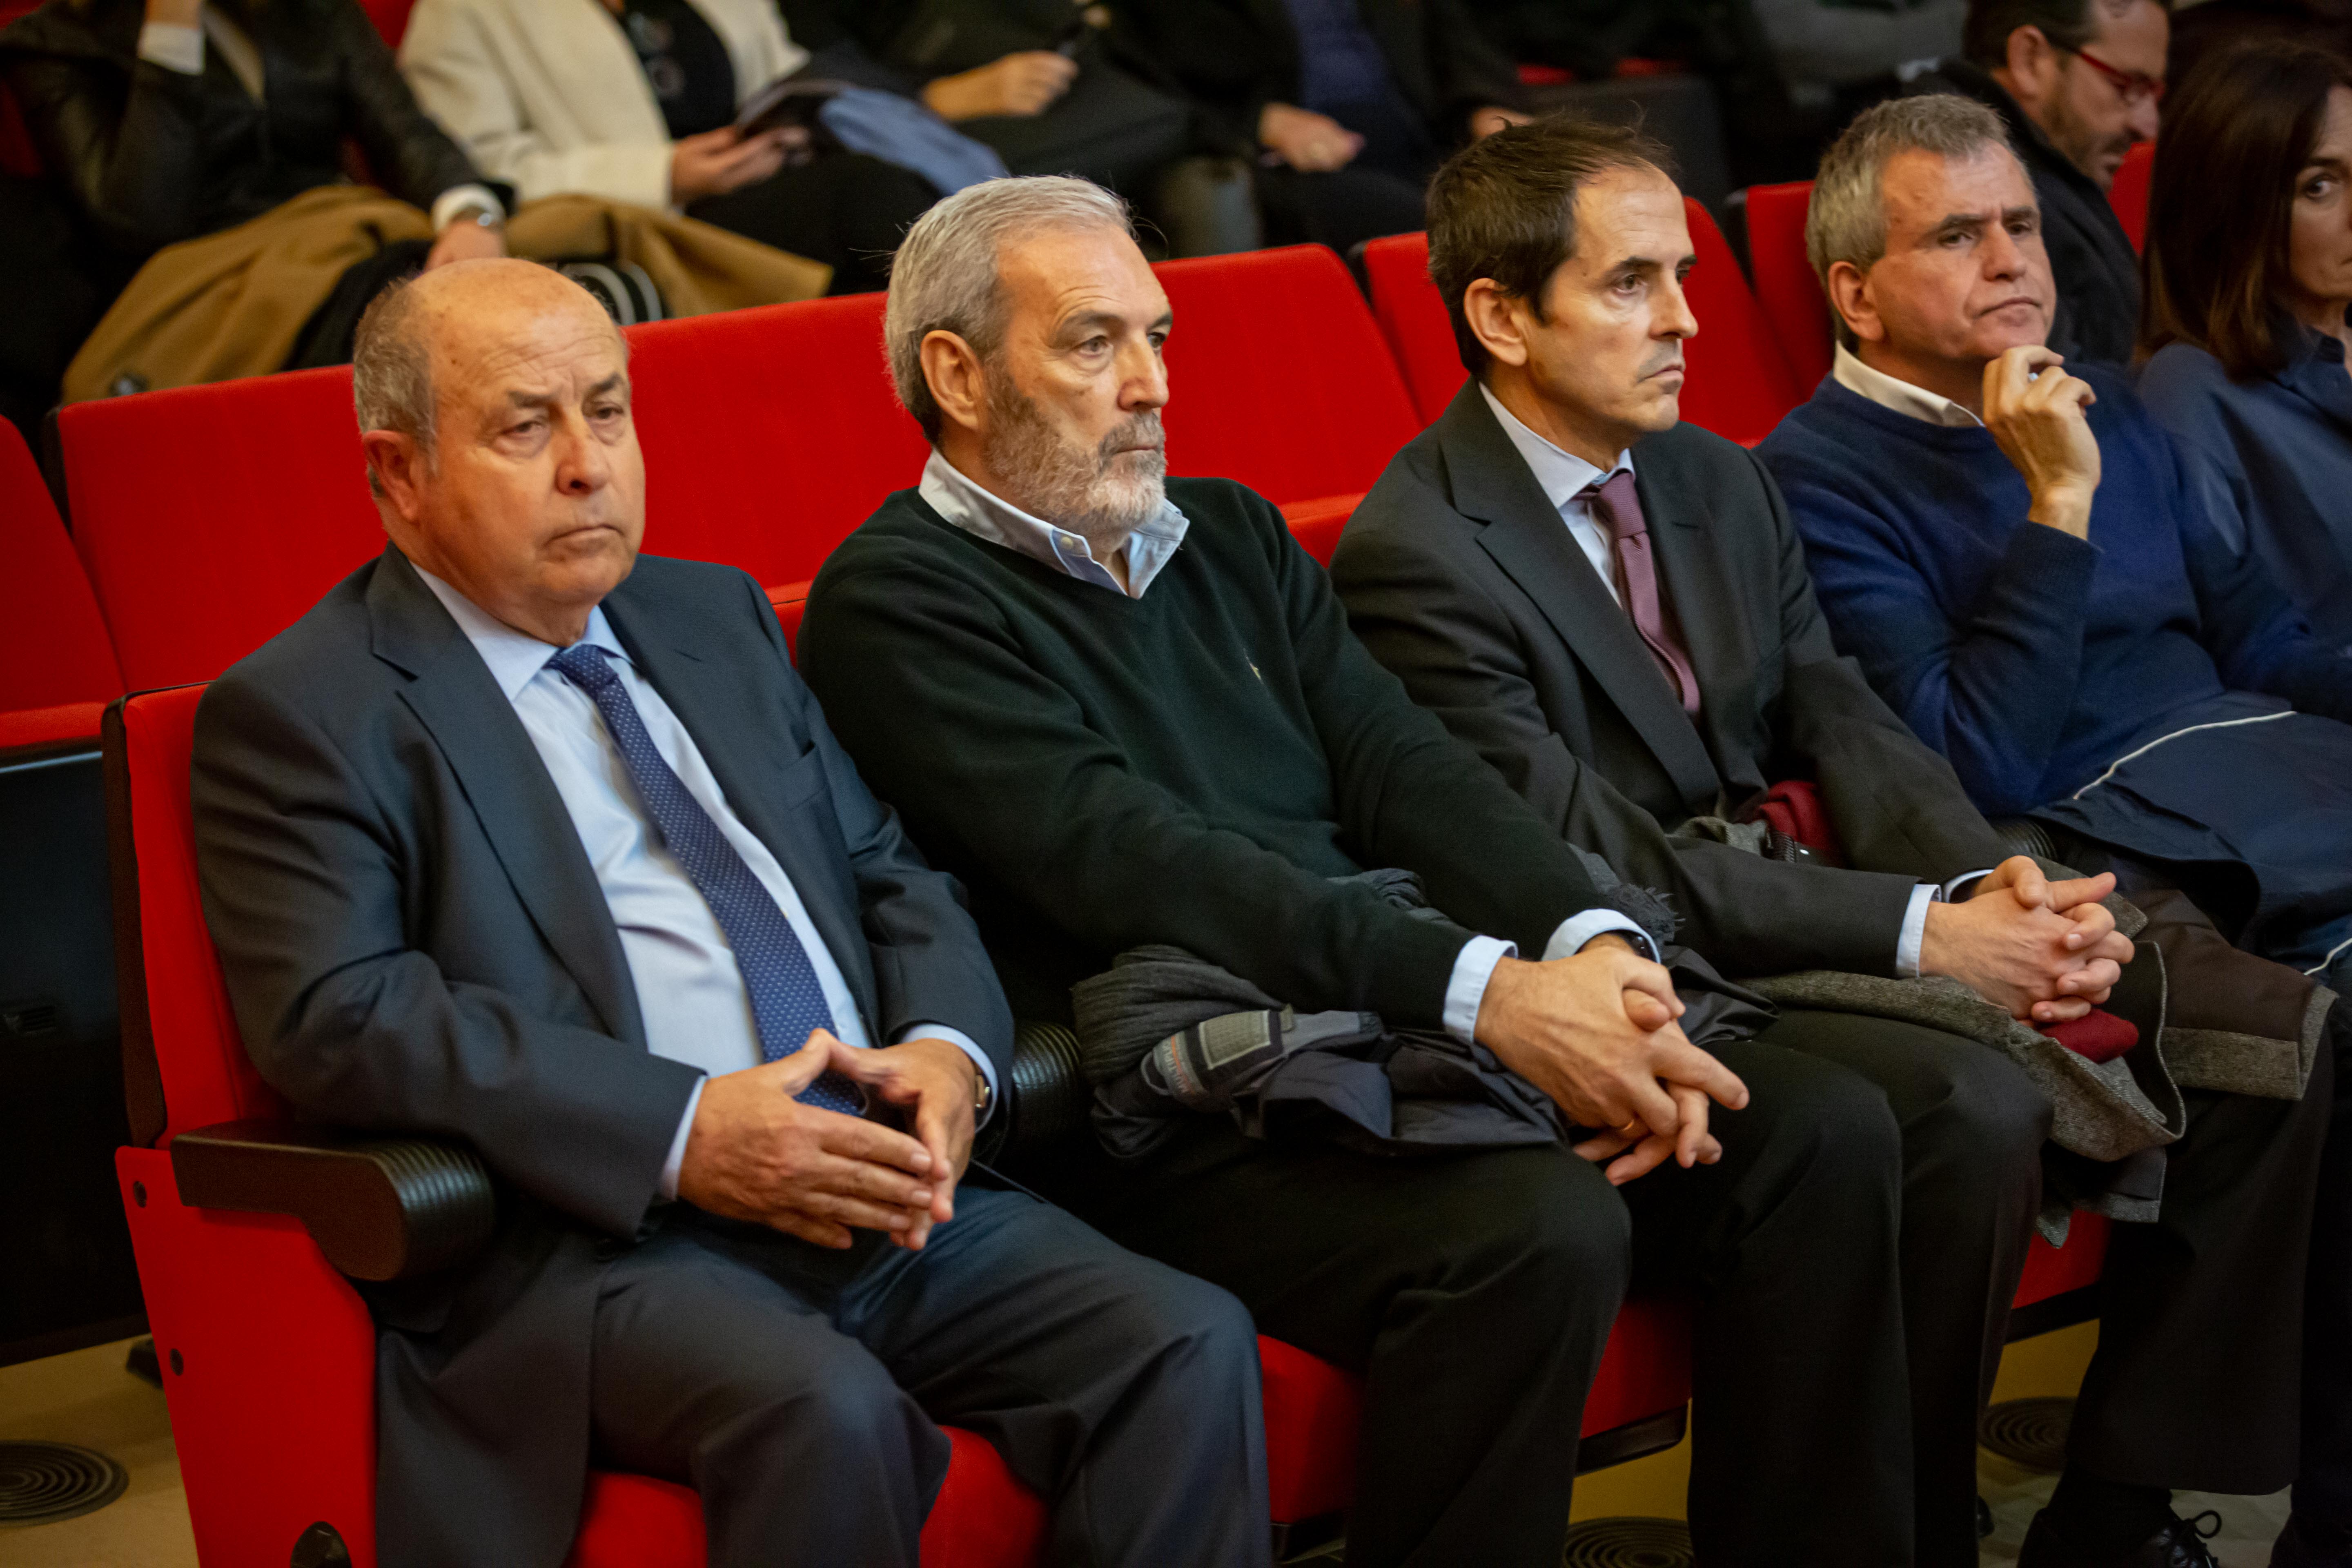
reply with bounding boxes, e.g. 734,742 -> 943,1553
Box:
1586,470 -> 1702,715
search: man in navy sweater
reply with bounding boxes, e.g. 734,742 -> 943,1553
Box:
1757,94 -> 2352,1568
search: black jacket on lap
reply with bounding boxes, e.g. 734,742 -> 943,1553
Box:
1,0 -> 483,257
797,476 -> 1608,1028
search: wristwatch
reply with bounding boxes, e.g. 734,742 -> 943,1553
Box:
445,203 -> 501,230
973,1068 -> 993,1119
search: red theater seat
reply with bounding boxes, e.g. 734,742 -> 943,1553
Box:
2108,141 -> 2152,252
1745,180 -> 1834,395
1359,208 -> 1802,448
0,421 -> 122,739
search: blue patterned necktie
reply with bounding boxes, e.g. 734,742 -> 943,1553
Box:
548,643 -> 863,1114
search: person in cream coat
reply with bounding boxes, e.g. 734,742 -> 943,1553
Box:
399,0 -> 944,290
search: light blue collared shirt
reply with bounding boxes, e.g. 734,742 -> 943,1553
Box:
918,450 -> 1656,1040
1479,382 -> 1971,976
416,570 -> 994,1198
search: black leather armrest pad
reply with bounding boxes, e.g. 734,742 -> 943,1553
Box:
170,1120 -> 495,1282
980,1022 -> 1089,1167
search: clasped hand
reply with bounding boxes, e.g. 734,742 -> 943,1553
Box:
1476,938 -> 1750,1187
1919,856 -> 2134,1023
675,1032 -> 977,1251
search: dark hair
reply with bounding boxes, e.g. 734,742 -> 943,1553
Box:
1961,0 -> 2169,68
1425,115 -> 1672,376
2140,37 -> 2352,376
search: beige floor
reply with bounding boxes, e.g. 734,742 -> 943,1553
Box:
0,1324 -> 2296,1566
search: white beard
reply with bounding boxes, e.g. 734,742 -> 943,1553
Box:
983,384 -> 1168,553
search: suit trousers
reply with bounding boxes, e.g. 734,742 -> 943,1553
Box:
584,1183 -> 1269,1568
1056,1035 -> 1914,1568
1764,1010 -> 2053,1568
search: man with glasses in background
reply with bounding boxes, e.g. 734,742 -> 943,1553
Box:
1908,0 -> 2167,365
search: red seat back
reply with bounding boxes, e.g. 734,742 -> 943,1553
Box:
358,0 -> 416,47
1361,233 -> 1466,426
2108,140 -> 2153,252
1155,245 -> 1421,501
110,684 -> 288,1146
0,420 -> 124,715
1746,180 -> 1833,394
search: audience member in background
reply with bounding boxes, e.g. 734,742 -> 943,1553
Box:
1905,0 -> 2166,365
2167,0 -> 2352,88
1333,115 -> 2132,1565
192,256 -> 1268,1568
1106,0 -> 1530,256
2138,40 -> 2352,653
1758,96 -> 2352,1568
803,174 -> 1924,1568
398,0 -> 974,294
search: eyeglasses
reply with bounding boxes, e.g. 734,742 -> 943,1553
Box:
2063,45 -> 2166,107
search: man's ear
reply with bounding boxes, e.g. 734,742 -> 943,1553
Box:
1825,260 -> 1886,347
920,329 -> 989,439
1996,24 -> 2061,105
1461,278 -> 1533,370
361,429 -> 429,526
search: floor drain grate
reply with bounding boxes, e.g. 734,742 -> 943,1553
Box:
1980,1396 -> 2075,1473
0,1440 -> 129,1526
1562,1516 -> 1695,1567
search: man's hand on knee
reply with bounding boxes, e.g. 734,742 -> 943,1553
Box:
1921,856 -> 2134,1023
827,1037 -> 978,1252
676,1034 -> 938,1249
1474,943 -> 1748,1186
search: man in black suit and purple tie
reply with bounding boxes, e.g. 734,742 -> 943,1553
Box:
188,257 -> 1267,1568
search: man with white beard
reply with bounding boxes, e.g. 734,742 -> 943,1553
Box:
797,175 -> 1926,1568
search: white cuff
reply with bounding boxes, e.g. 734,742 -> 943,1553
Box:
430,183 -> 506,231
895,1022 -> 999,1128
137,20 -> 205,74
1542,909 -> 1660,964
657,1075 -> 707,1202
1443,935 -> 1515,1045
1895,883 -> 1936,979
1942,867 -> 1996,902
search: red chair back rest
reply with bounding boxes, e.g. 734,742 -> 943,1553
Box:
61,368 -> 382,690
0,420 -> 124,710
625,295 -> 928,584
2109,140 -> 2153,252
1678,198 -> 1802,445
358,0 -> 416,46
1745,180 -> 1833,394
1361,232 -> 1465,425
1154,245 -> 1421,501
114,684 -> 287,1144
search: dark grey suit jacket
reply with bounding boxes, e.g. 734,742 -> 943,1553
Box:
191,546 -> 1011,1568
1332,381 -> 2011,980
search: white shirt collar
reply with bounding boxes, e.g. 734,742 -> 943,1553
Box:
918,448 -> 1189,598
413,563 -> 628,702
1476,383 -> 1634,512
1832,343 -> 1986,429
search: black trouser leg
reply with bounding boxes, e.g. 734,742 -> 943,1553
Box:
1621,1036 -> 1914,1568
1063,1132 -> 1627,1568
1760,1010 -> 2051,1567
2296,1011 -> 2352,1533
686,154 -> 942,294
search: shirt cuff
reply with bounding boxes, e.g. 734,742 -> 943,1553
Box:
1542,910 -> 1660,964
894,1022 -> 998,1128
657,1074 -> 707,1203
1895,883 -> 1936,979
430,183 -> 506,232
137,20 -> 205,74
1446,913 -> 1664,1046
1942,867 -> 1996,903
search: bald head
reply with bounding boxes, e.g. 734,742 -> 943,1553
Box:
356,258 -> 644,646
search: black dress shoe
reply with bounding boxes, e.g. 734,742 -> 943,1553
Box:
2019,1508 -> 2222,1568
2275,1513 -> 2352,1567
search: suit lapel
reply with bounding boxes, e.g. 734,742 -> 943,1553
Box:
1634,458 -> 1764,801
368,549 -> 647,1048
601,582 -> 881,1031
1438,385 -> 1723,808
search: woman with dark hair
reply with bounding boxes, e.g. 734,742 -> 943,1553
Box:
2139,37 -> 2352,651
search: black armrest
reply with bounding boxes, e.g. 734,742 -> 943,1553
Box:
1988,817 -> 2065,863
978,1021 -> 1091,1167
169,1120 -> 495,1282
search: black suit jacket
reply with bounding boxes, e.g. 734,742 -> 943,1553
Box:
192,546 -> 1009,1568
1332,381 -> 2012,980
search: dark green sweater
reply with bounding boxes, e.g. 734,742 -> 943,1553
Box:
798,476 -> 1607,1026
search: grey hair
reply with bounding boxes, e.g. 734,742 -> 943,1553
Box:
1806,94 -> 2018,347
353,277 -> 436,499
884,176 -> 1136,441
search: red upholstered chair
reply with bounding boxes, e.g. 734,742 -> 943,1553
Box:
356,0 -> 417,47
2108,141 -> 2153,252
1745,180 -> 1834,395
1356,208 -> 1803,449
0,420 -> 122,748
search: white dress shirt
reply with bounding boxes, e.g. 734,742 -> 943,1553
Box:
1479,381 -> 1971,976
416,570 -> 993,1199
918,449 -> 1657,1041
138,10 -> 503,233
1833,343 -> 1986,429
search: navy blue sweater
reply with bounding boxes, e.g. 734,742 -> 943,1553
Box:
1756,369 -> 2352,816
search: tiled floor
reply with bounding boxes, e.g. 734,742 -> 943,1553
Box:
0,1325 -> 2301,1566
